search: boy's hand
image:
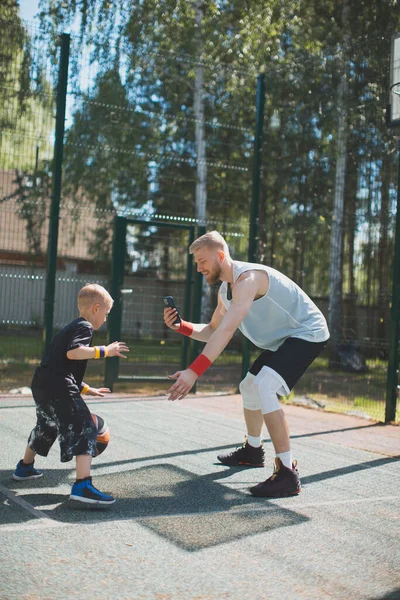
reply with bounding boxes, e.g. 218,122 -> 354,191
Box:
85,387 -> 111,397
106,341 -> 129,358
167,368 -> 198,400
163,308 -> 180,331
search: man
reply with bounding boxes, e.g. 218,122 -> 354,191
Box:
164,231 -> 329,498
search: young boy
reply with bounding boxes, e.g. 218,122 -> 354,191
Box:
13,283 -> 129,505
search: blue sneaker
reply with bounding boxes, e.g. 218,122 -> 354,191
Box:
70,477 -> 115,505
13,459 -> 43,481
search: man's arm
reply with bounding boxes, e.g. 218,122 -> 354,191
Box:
200,272 -> 259,362
188,294 -> 227,342
163,294 -> 226,342
167,271 -> 262,400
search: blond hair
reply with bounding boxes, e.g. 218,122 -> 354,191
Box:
189,231 -> 229,254
77,284 -> 113,311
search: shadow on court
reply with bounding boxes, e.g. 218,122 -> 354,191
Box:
301,454 -> 400,485
85,438 -> 398,473
1,464 -> 309,551
369,590 -> 400,600
1,449 -> 399,551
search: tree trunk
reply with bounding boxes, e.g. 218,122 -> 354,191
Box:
270,193 -> 277,268
292,218 -> 300,283
299,190 -> 308,291
269,110 -> 286,268
365,160 -> 373,339
258,175 -> 267,264
377,154 -> 391,356
345,155 -> 358,340
328,0 -> 350,367
194,0 -> 210,321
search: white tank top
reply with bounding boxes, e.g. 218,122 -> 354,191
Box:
220,260 -> 330,351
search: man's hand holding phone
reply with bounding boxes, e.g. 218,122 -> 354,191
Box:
163,296 -> 181,330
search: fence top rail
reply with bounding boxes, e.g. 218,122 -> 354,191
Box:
121,217 -> 196,231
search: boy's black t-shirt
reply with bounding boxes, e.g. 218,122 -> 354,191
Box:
33,317 -> 93,394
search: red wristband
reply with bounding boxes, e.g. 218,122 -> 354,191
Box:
188,353 -> 212,377
177,319 -> 194,336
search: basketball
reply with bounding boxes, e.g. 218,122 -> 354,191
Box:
91,413 -> 110,456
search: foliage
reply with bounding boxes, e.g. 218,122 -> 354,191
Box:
0,3 -> 55,255
0,3 -> 54,171
3,0 -> 400,337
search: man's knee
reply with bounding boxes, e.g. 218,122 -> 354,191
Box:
239,372 -> 261,410
253,366 -> 287,414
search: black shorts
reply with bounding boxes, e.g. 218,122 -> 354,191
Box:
249,337 -> 328,392
29,384 -> 97,463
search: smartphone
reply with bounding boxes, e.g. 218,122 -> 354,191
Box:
163,296 -> 181,324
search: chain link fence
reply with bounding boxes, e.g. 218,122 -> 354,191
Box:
0,17 -> 398,422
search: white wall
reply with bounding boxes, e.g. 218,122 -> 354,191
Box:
0,265 -> 187,337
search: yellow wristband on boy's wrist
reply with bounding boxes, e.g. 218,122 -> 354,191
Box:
94,346 -> 108,359
81,384 -> 90,395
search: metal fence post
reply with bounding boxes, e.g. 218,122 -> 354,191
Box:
241,73 -> 266,380
181,226 -> 195,370
190,224 -> 206,361
189,224 -> 206,392
385,143 -> 400,422
43,33 -> 70,350
105,216 -> 127,390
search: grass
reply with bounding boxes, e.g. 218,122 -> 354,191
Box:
0,329 -> 397,423
282,394 -> 387,422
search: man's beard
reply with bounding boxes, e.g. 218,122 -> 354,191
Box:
205,264 -> 221,285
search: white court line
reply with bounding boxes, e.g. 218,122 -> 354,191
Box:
0,519 -> 68,533
0,482 -> 68,532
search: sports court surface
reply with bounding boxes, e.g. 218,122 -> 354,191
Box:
1,393 -> 399,600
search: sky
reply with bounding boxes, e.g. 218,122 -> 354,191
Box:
18,0 -> 40,23
16,0 -> 94,128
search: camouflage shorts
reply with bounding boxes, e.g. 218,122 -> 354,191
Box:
28,392 -> 97,463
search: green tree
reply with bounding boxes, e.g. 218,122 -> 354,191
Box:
36,0 -> 400,361
1,2 -> 54,171
0,4 -> 54,255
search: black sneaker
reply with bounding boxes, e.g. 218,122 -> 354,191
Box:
249,458 -> 301,497
217,438 -> 265,467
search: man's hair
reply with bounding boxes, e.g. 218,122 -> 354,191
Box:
189,230 -> 229,254
78,283 -> 113,310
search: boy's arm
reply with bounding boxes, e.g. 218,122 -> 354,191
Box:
80,382 -> 90,394
80,382 -> 112,397
66,341 -> 129,360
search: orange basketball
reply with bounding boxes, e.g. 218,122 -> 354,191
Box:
91,413 -> 110,456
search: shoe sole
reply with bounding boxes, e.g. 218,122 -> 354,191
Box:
249,488 -> 301,498
12,473 -> 43,481
218,460 -> 265,468
69,494 -> 116,505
